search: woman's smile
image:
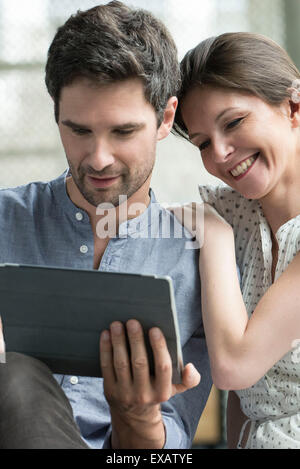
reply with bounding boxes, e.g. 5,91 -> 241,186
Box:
229,152 -> 259,179
180,86 -> 298,200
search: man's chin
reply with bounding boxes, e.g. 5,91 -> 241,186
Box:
87,187 -> 127,207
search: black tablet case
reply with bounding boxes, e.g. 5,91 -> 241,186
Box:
0,264 -> 183,383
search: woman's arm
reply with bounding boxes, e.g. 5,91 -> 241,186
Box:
199,204 -> 300,389
170,203 -> 300,390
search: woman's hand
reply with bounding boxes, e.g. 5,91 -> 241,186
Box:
168,202 -> 233,247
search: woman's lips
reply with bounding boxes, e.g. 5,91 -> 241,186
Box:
230,152 -> 259,180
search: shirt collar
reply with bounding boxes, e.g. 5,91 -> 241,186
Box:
50,170 -> 162,236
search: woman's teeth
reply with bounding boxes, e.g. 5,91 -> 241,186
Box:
230,154 -> 258,177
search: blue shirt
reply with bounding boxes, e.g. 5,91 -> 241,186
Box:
0,172 -> 212,449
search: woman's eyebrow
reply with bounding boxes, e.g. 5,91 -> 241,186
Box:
189,107 -> 239,140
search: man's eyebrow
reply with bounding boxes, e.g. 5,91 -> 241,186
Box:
61,119 -> 90,130
61,120 -> 145,131
189,107 -> 238,140
112,122 -> 146,131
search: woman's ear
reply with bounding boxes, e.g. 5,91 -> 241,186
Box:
289,100 -> 300,128
157,96 -> 178,141
286,87 -> 300,128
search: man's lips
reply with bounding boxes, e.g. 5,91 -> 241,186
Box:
87,175 -> 120,188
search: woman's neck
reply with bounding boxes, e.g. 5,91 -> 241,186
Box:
259,136 -> 300,235
260,178 -> 300,236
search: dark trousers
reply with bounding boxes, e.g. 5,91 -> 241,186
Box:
0,353 -> 88,449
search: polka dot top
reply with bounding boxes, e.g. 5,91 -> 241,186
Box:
198,184 -> 300,449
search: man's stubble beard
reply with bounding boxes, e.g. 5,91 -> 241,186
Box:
67,159 -> 155,208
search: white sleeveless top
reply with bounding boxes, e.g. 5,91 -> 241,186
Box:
198,184 -> 300,449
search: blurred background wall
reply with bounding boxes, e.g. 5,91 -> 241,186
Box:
0,0 -> 299,449
2,0 -> 298,203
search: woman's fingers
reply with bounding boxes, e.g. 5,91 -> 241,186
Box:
168,203 -> 204,245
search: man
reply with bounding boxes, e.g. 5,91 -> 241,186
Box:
0,1 -> 211,449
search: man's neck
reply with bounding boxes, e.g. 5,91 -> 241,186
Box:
66,176 -> 151,237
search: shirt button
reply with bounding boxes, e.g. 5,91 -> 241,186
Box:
70,376 -> 78,385
76,212 -> 83,221
80,245 -> 88,254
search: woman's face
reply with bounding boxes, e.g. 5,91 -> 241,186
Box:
180,86 -> 299,200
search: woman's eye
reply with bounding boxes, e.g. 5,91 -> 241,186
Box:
226,117 -> 244,130
198,140 -> 210,152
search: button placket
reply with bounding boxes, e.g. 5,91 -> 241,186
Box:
70,376 -> 79,385
76,212 -> 83,221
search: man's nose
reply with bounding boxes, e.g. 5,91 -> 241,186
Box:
88,139 -> 116,170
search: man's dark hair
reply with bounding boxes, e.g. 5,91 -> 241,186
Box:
45,0 -> 180,125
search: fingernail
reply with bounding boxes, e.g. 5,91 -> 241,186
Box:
127,319 -> 140,333
101,330 -> 110,342
111,322 -> 123,335
150,328 -> 161,340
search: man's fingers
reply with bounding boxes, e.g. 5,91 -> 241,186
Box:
100,329 -> 116,387
126,320 -> 150,390
149,327 -> 173,401
110,322 -> 132,387
101,321 -> 199,409
172,363 -> 201,396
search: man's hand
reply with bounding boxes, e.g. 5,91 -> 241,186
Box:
0,316 -> 6,363
100,319 -> 200,449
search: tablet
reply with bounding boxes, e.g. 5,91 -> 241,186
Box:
0,264 -> 183,383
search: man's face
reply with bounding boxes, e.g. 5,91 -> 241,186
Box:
58,78 -> 161,207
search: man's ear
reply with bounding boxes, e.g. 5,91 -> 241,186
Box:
157,97 -> 178,141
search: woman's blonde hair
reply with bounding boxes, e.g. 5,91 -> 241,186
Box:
173,32 -> 300,139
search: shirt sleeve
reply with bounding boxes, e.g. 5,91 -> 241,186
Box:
102,426 -> 113,449
161,331 -> 212,449
198,183 -> 239,227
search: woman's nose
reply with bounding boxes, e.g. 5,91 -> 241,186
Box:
211,138 -> 235,164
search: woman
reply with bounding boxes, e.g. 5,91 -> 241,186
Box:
173,32 -> 300,448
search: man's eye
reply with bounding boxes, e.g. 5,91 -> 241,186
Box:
115,129 -> 135,136
226,117 -> 244,130
72,128 -> 90,136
